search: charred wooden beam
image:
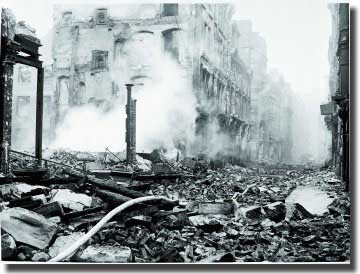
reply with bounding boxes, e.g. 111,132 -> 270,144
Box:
12,168 -> 48,178
14,34 -> 41,56
109,169 -> 133,177
95,187 -> 178,211
21,188 -> 50,197
88,177 -> 146,198
38,177 -> 82,185
94,188 -> 131,205
7,195 -> 44,209
33,201 -> 64,218
91,169 -> 182,181
61,205 -> 104,221
15,54 -> 42,68
127,182 -> 152,192
65,169 -> 146,198
132,173 -> 180,181
13,199 -> 43,210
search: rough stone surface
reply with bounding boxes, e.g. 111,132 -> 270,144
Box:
188,202 -> 234,215
263,201 -> 286,222
50,189 -> 92,211
49,232 -> 85,259
0,183 -> 48,197
75,245 -> 132,263
286,203 -> 313,220
0,207 -> 57,249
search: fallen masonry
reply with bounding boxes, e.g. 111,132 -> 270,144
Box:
0,150 -> 350,263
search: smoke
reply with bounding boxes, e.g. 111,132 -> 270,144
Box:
195,118 -> 245,159
50,31 -> 197,156
49,102 -> 126,151
291,92 -> 332,165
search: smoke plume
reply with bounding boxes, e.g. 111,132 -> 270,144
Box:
50,31 -> 197,157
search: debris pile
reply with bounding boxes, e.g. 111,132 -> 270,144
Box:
0,150 -> 350,263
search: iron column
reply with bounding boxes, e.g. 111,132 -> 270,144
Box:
125,84 -> 136,165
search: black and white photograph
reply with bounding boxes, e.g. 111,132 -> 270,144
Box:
0,0 -> 352,265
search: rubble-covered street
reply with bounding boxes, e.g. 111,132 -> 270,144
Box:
0,1 -> 351,265
0,150 -> 350,263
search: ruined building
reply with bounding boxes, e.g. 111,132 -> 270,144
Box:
235,20 -> 293,163
323,3 -> 349,188
50,4 -> 252,157
258,71 -> 293,163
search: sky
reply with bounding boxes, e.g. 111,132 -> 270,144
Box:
0,0 -> 334,162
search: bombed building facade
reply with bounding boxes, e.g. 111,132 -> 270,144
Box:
10,3 -> 293,164
49,4 -> 254,158
234,20 -> 293,163
322,3 -> 349,187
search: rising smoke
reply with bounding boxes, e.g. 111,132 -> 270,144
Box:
50,30 -> 197,157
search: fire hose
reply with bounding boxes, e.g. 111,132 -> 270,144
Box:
49,196 -> 175,262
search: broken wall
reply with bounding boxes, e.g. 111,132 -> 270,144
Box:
49,4 -> 254,160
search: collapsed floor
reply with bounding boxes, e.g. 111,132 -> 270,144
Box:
0,150 -> 350,263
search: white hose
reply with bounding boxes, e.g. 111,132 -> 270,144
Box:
49,196 -> 175,262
